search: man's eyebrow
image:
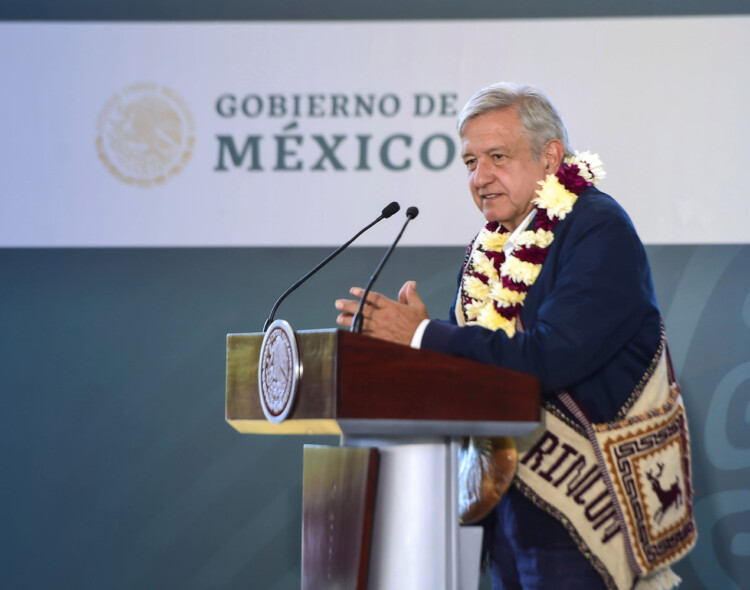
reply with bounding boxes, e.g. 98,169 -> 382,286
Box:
486,144 -> 509,153
462,144 -> 509,158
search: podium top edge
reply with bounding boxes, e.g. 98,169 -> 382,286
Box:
227,327 -> 340,337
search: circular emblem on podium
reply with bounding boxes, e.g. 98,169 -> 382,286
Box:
258,320 -> 301,423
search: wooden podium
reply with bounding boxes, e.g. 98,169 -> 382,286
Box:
226,327 -> 540,590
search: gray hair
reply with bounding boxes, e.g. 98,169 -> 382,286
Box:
457,82 -> 573,158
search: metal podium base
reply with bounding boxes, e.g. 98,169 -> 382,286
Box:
302,437 -> 482,590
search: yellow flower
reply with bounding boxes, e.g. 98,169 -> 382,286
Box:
464,275 -> 490,300
480,230 -> 510,252
472,250 -> 499,281
534,176 -> 577,220
477,305 -> 516,337
490,283 -> 526,307
464,300 -> 485,321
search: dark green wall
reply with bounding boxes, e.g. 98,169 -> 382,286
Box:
1,245 -> 749,589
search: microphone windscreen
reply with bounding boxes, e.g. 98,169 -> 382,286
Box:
382,201 -> 400,218
406,206 -> 419,220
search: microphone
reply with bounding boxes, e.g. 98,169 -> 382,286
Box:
262,201 -> 400,331
351,206 -> 419,334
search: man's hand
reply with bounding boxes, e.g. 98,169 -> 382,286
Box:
335,280 -> 429,346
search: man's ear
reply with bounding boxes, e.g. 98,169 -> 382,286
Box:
543,139 -> 565,173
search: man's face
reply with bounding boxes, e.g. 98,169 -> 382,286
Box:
461,107 -> 551,231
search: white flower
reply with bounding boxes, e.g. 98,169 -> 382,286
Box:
573,151 -> 606,185
514,229 -> 555,249
502,257 -> 542,285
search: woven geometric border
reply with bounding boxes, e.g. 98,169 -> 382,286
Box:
600,403 -> 696,572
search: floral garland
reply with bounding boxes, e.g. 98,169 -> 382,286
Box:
460,152 -> 606,337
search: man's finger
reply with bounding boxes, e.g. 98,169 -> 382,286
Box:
350,287 -> 385,308
398,280 -> 416,305
336,312 -> 351,327
405,282 -> 424,307
335,298 -> 361,315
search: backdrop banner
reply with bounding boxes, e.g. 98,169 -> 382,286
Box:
2,17 -> 748,246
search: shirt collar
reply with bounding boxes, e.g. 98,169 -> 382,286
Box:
503,209 -> 537,257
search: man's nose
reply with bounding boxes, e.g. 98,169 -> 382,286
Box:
472,159 -> 493,188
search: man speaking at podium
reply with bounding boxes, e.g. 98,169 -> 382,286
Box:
335,83 -> 694,590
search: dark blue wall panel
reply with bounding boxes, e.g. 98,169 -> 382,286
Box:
2,0 -> 749,20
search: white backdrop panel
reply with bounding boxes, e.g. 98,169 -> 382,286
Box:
1,17 -> 748,246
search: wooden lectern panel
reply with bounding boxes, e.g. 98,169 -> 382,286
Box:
336,330 -> 536,423
226,329 -> 540,436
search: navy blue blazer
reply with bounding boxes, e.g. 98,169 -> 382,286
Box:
422,186 -> 662,424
